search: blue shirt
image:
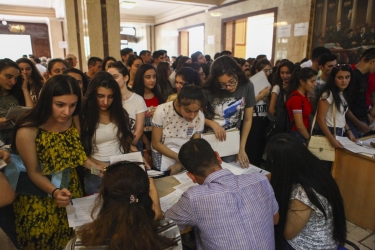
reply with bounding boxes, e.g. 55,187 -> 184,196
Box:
165,169 -> 278,250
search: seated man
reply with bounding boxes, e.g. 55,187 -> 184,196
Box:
165,138 -> 279,250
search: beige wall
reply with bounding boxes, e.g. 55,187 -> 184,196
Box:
154,0 -> 311,63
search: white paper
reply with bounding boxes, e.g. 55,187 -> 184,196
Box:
0,159 -> 7,169
250,70 -> 271,97
369,120 -> 375,130
208,35 -> 215,45
59,41 -> 67,48
228,161 -> 270,175
277,25 -> 291,38
359,138 -> 375,147
160,138 -> 188,171
147,170 -> 164,177
201,129 -> 240,157
109,152 -> 145,170
221,161 -> 245,175
66,194 -> 99,227
173,181 -> 198,193
294,22 -> 309,36
159,189 -> 184,212
336,136 -> 375,154
2,106 -> 32,130
173,172 -> 192,184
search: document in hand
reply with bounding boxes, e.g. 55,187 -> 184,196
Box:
2,106 -> 32,130
109,151 -> 145,170
66,194 -> 99,227
250,70 -> 271,96
201,129 -> 240,157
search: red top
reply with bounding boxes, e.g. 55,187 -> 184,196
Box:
285,90 -> 312,131
144,94 -> 159,108
366,73 -> 375,107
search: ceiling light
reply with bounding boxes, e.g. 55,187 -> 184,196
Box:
210,12 -> 222,17
2,19 -> 7,25
120,1 -> 136,9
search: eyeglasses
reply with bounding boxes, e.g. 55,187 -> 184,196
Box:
104,161 -> 146,173
218,75 -> 238,89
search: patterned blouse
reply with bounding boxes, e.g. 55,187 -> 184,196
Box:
287,184 -> 337,250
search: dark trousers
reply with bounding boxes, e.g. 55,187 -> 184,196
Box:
245,116 -> 269,167
0,204 -> 18,248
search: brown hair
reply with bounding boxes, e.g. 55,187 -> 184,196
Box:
77,162 -> 177,250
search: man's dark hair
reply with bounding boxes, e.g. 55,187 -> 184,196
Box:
152,50 -> 164,59
191,51 -> 203,63
140,50 -> 151,56
360,48 -> 375,61
311,46 -> 331,61
120,48 -> 133,57
34,58 -> 41,64
178,138 -> 220,177
318,53 -> 337,66
220,50 -> 232,56
87,57 -> 103,67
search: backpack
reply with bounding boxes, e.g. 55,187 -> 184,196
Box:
266,92 -> 302,140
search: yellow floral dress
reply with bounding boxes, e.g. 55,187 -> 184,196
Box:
13,123 -> 87,250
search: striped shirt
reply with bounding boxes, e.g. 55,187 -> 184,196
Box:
64,218 -> 182,250
165,169 -> 278,250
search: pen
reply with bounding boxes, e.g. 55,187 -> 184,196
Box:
69,196 -> 73,205
259,170 -> 263,173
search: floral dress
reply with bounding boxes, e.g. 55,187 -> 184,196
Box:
13,122 -> 87,250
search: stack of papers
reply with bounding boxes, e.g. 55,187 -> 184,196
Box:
159,189 -> 183,212
147,170 -> 164,177
66,194 -> 99,228
336,136 -> 375,155
223,161 -> 270,175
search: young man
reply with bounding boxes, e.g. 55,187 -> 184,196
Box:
120,48 -> 133,64
165,138 -> 279,250
152,50 -> 165,68
300,46 -> 331,71
140,50 -> 152,64
308,53 -> 337,112
346,48 -> 375,138
85,57 -> 102,81
191,51 -> 206,64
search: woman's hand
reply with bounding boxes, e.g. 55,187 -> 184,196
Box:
236,149 -> 250,168
146,106 -> 156,117
348,131 -> 356,142
143,157 -> 151,170
259,86 -> 271,99
211,122 -> 226,141
54,188 -> 72,207
328,138 -> 344,148
0,117 -> 12,129
153,205 -> 164,220
21,74 -> 29,90
0,150 -> 11,164
168,163 -> 183,175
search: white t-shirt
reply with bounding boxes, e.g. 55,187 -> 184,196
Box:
320,91 -> 347,128
272,84 -> 280,95
91,122 -> 122,162
122,93 -> 147,132
151,101 -> 205,170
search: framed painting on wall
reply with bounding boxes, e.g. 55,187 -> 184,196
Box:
307,0 -> 375,64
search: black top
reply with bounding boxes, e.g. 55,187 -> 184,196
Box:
349,68 -> 368,120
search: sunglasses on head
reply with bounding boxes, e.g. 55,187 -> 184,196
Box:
334,64 -> 352,70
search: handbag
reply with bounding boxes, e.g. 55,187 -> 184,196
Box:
307,102 -> 336,161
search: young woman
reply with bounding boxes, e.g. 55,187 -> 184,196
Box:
64,162 -> 181,250
12,75 -> 106,249
186,62 -> 205,84
63,68 -> 89,96
80,71 -> 141,195
101,56 -> 116,71
169,56 -> 191,88
133,64 -> 164,151
156,61 -> 175,101
266,133 -> 346,250
269,60 -> 295,116
126,54 -> 143,89
45,58 -> 68,81
285,67 -> 317,144
167,67 -> 201,102
204,56 -> 256,168
245,59 -> 272,167
0,59 -> 34,144
107,62 -> 146,152
16,58 -> 44,103
152,85 -> 205,174
317,64 -> 356,147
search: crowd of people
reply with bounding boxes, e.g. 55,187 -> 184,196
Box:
0,45 -> 375,250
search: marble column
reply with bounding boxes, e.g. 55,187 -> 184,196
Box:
48,18 -> 65,59
367,0 -> 373,24
337,0 -> 342,23
350,0 -> 357,29
105,0 -> 121,59
321,0 -> 328,35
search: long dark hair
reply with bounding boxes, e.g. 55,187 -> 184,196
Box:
78,162 -> 178,249
272,59 -> 295,88
176,67 -> 201,86
80,72 -> 133,156
47,58 -> 68,74
266,134 -> 346,249
205,55 -> 248,96
63,68 -> 89,95
319,65 -> 353,112
101,56 -> 117,71
133,64 -> 164,103
16,58 -> 44,98
288,66 -> 317,96
156,62 -> 174,100
12,74 -> 81,151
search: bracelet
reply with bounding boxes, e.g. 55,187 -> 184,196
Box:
51,188 -> 60,199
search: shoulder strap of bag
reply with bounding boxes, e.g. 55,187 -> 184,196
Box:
311,99 -> 336,135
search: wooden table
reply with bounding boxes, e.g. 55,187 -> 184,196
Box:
332,138 -> 375,232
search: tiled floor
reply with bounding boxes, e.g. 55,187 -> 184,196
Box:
1,221 -> 374,249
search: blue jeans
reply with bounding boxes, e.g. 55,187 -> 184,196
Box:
84,171 -> 102,195
347,118 -> 368,138
290,130 -> 307,145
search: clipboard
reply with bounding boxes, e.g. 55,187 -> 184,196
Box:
201,129 -> 240,157
2,106 -> 32,130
